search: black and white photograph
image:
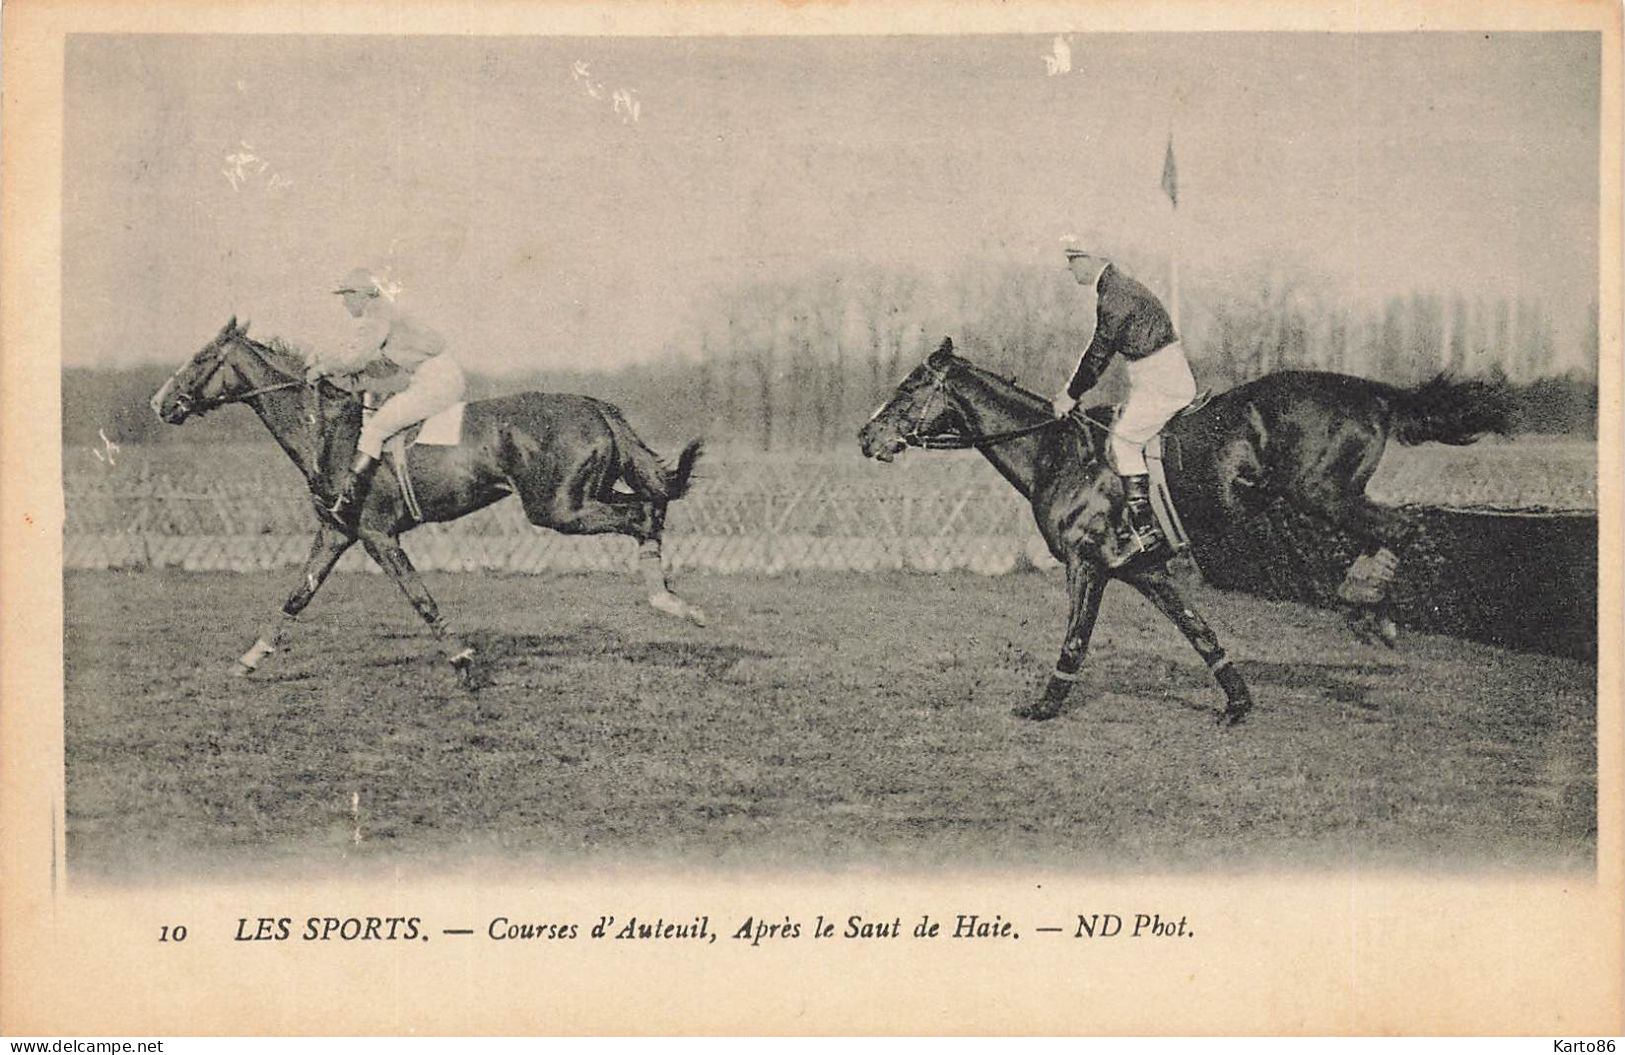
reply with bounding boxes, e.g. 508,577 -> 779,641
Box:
3,0 -> 1620,1038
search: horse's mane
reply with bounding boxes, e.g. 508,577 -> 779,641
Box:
257,335 -> 308,369
950,355 -> 1052,412
227,330 -> 362,403
231,331 -> 328,384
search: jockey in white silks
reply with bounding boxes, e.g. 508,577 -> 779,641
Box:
306,267 -> 467,530
1049,245 -> 1196,560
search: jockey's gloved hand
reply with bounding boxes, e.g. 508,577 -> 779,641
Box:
1051,390 -> 1078,419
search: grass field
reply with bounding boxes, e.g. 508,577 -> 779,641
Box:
64,567 -> 1596,883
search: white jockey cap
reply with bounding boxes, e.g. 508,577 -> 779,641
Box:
332,267 -> 382,296
1059,234 -> 1099,260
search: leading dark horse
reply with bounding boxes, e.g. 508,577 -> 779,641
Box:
858,338 -> 1511,724
152,318 -> 706,684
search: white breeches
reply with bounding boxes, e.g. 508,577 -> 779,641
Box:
1110,342 -> 1196,475
358,353 -> 466,459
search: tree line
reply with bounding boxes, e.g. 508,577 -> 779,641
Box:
65,264 -> 1599,449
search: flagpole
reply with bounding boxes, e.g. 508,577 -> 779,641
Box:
1163,130 -> 1181,335
1169,186 -> 1181,335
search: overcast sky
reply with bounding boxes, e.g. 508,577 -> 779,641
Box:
64,31 -> 1600,374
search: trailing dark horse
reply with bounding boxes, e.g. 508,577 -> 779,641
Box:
858,338 -> 1511,724
152,318 -> 706,684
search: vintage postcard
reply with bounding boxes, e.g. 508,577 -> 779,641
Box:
3,0 -> 1620,1036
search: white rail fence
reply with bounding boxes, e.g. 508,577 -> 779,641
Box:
62,442 -> 1595,576
65,454 -> 1057,575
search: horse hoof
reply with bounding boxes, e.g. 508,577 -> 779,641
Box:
449,649 -> 478,689
1377,618 -> 1400,648
1345,611 -> 1385,648
1013,701 -> 1061,722
686,605 -> 708,627
649,591 -> 694,622
1218,700 -> 1252,727
231,662 -> 254,678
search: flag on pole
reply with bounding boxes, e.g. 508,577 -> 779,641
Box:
1161,134 -> 1179,207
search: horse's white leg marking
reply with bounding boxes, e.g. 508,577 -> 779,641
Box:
149,376 -> 176,418
641,539 -> 707,625
234,637 -> 276,676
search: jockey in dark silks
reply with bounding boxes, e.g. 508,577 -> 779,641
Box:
1049,245 -> 1196,561
306,267 -> 467,531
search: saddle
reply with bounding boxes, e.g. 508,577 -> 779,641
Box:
364,399 -> 468,523
1083,389 -> 1212,555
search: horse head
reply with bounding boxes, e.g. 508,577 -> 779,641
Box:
151,316 -> 285,423
859,337 -> 969,461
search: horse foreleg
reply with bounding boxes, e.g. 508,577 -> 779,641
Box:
1124,567 -> 1253,726
235,524 -> 354,676
360,534 -> 477,685
1014,559 -> 1106,722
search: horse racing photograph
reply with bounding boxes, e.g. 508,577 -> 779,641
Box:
58,28 -> 1602,884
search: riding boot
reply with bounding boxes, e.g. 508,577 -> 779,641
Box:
326,452 -> 379,531
1120,473 -> 1171,560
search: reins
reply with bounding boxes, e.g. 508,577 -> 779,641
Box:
911,417 -> 1071,450
233,336 -> 343,477
901,358 -> 1110,450
233,379 -> 306,401
174,336 -> 306,413
169,332 -> 346,478
219,336 -> 311,402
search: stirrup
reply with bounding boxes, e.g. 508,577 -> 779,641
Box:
1134,529 -> 1171,558
1111,516 -> 1171,566
323,492 -> 362,531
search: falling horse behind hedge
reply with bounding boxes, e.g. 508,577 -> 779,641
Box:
152,318 -> 706,684
858,338 -> 1512,724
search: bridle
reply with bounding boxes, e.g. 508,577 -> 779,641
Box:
898,358 -> 1079,451
156,332 -> 335,472
159,334 -> 306,418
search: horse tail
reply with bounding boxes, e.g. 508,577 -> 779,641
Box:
602,405 -> 704,502
664,439 -> 705,501
1387,374 -> 1515,446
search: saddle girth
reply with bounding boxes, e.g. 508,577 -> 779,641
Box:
1143,432 -> 1191,553
384,432 -> 425,524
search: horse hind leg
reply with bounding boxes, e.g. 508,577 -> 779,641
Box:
515,472 -> 707,627
360,533 -> 479,688
632,501 -> 707,627
1125,567 -> 1253,726
1337,545 -> 1401,648
511,450 -> 651,537
1290,440 -> 1410,647
605,492 -> 706,626
604,436 -> 708,626
1315,499 -> 1405,649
